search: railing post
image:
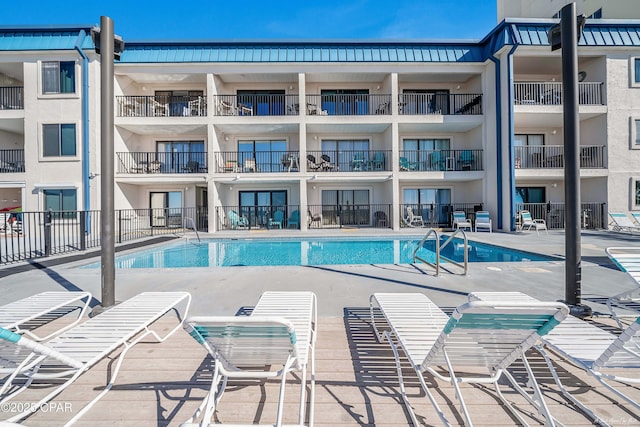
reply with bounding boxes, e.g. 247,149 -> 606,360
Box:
117,210 -> 122,243
44,210 -> 52,257
79,211 -> 86,251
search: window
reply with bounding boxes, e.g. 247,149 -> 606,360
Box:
237,140 -> 287,172
633,58 -> 640,87
43,189 -> 77,219
514,134 -> 544,167
156,141 -> 205,173
321,139 -> 369,171
588,8 -> 602,19
635,119 -> 640,146
42,61 -> 75,94
321,189 -> 370,226
320,89 -> 369,115
43,124 -> 76,157
635,180 -> 640,208
239,190 -> 287,228
403,188 -> 451,226
402,139 -> 450,171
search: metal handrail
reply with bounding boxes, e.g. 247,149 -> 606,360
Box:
184,217 -> 200,244
413,228 -> 468,275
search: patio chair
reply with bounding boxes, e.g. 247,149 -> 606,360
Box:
430,151 -> 446,171
474,210 -> 492,232
287,210 -> 300,229
227,210 -> 248,229
373,211 -> 388,228
244,158 -> 257,172
351,152 -> 366,171
368,151 -> 385,171
470,291 -> 640,425
183,291 -> 317,427
404,206 -> 424,227
458,149 -> 474,170
369,292 -> 568,426
269,210 -> 284,229
306,155 -> 322,172
605,247 -> 640,328
399,156 -> 418,171
0,291 -> 92,341
609,212 -> 640,234
218,100 -> 238,116
320,154 -> 337,171
307,209 -> 322,228
0,292 -> 191,424
520,210 -> 548,234
452,210 -> 472,231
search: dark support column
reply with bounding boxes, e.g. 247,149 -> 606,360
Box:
100,16 -> 116,309
560,3 -> 591,318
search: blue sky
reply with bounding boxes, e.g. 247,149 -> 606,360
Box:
2,0 -> 497,41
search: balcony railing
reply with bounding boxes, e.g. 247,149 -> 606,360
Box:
308,204 -> 392,228
215,151 -> 300,173
305,94 -> 392,116
306,150 -> 391,172
117,152 -> 208,174
0,87 -> 23,110
399,93 -> 482,115
400,203 -> 483,228
514,82 -> 603,105
213,95 -> 299,116
0,149 -> 25,172
116,95 -> 207,117
217,205 -> 301,230
516,202 -> 606,230
399,149 -> 483,172
514,145 -> 605,169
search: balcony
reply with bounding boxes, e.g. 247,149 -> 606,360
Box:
400,203 -> 483,228
514,82 -> 603,106
514,145 -> 605,169
305,94 -> 392,116
116,95 -> 207,117
399,149 -> 483,172
516,202 -> 606,230
213,95 -> 299,116
0,149 -> 24,172
217,205 -> 301,230
117,152 -> 207,174
399,93 -> 482,115
0,87 -> 23,110
215,151 -> 301,173
306,150 -> 391,172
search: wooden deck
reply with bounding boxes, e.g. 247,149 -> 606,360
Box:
7,310 -> 640,426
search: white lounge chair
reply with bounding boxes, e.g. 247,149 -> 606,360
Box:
404,207 -> 424,227
470,291 -> 640,425
0,291 -> 191,425
452,210 -> 472,231
606,247 -> 640,328
474,210 -> 492,232
183,291 -> 317,427
0,291 -> 91,341
609,212 -> 640,234
369,292 -> 568,426
520,210 -> 548,234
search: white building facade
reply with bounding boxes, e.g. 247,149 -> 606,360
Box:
0,14 -> 639,233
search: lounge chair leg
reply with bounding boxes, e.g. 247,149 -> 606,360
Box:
276,357 -> 295,427
534,345 -> 608,426
441,349 -> 473,426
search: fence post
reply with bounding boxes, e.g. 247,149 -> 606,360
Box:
149,208 -> 154,236
44,210 -> 52,257
79,212 -> 86,250
117,210 -> 122,243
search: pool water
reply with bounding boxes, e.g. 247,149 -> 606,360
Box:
84,237 -> 556,268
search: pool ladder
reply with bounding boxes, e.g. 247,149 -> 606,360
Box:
413,228 -> 468,276
183,217 -> 201,244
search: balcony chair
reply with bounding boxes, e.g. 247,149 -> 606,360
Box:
268,210 -> 284,229
430,151 -> 446,171
458,150 -> 474,170
320,154 -> 337,171
306,155 -> 323,172
368,151 -> 385,171
351,152 -> 366,171
218,100 -> 238,116
244,158 -> 257,172
399,157 -> 418,171
308,209 -> 322,228
288,210 -> 300,229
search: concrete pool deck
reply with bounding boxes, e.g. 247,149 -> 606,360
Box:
2,228 -> 640,425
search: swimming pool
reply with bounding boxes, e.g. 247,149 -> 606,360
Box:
83,237 -> 557,268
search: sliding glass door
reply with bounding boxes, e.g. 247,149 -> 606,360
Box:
238,140 -> 287,172
150,191 -> 182,227
403,188 -> 451,226
321,190 -> 370,226
239,190 -> 287,228
156,141 -> 205,173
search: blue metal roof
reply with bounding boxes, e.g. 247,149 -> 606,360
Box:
118,42 -> 484,63
503,19 -> 640,46
0,28 -> 94,51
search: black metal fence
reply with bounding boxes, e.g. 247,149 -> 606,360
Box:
216,205 -> 301,230
305,94 -> 392,115
306,150 -> 392,172
0,86 -> 24,109
516,202 -> 606,230
514,145 -> 606,169
400,203 -> 483,228
213,94 -> 300,116
117,152 -> 208,174
214,151 -> 301,173
0,149 -> 25,172
0,207 -> 207,265
116,95 -> 207,117
399,149 -> 483,172
308,204 -> 392,229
